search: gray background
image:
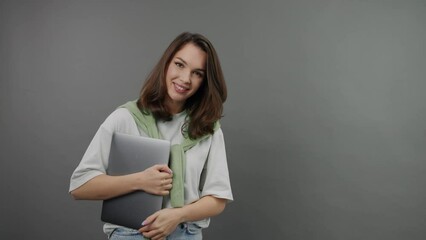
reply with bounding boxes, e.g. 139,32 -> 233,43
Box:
1,1 -> 425,239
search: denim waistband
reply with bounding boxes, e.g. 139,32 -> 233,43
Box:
108,223 -> 202,239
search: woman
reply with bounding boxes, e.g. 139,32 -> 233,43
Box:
69,32 -> 233,240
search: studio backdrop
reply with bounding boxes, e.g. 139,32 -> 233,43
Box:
1,1 -> 425,239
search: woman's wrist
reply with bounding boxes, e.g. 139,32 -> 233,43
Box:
173,207 -> 188,223
123,172 -> 144,192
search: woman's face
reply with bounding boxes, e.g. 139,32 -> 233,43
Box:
165,43 -> 206,114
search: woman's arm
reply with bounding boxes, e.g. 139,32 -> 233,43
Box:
176,195 -> 227,222
71,164 -> 173,200
139,196 -> 227,240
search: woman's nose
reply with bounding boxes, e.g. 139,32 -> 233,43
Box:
180,70 -> 191,83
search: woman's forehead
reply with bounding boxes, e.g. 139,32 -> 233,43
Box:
173,43 -> 207,69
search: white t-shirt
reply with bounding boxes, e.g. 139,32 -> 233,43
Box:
69,108 -> 233,234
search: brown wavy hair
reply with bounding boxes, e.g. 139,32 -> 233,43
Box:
138,32 -> 227,139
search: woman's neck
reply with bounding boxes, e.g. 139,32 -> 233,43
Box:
165,98 -> 184,115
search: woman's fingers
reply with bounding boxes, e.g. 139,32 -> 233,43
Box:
161,178 -> 173,185
136,164 -> 174,195
154,164 -> 173,175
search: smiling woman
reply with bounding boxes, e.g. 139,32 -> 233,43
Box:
140,32 -> 227,140
69,32 -> 233,240
165,44 -> 206,114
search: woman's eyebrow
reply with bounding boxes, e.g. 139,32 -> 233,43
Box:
176,57 -> 205,72
176,57 -> 187,65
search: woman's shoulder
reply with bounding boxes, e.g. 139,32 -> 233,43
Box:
198,125 -> 224,147
210,126 -> 224,143
100,107 -> 136,132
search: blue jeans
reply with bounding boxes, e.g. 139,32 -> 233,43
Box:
109,223 -> 202,240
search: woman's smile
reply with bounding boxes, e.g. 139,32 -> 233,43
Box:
173,82 -> 190,93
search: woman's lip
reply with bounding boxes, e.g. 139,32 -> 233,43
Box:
174,83 -> 189,93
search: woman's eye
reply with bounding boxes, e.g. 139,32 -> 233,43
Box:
193,71 -> 204,78
175,62 -> 184,68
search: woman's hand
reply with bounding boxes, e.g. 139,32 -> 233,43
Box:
139,208 -> 183,240
132,164 -> 173,196
138,196 -> 227,239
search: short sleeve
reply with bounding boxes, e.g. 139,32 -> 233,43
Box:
68,108 -> 138,192
200,129 -> 233,202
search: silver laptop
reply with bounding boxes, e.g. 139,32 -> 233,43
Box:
101,132 -> 170,230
